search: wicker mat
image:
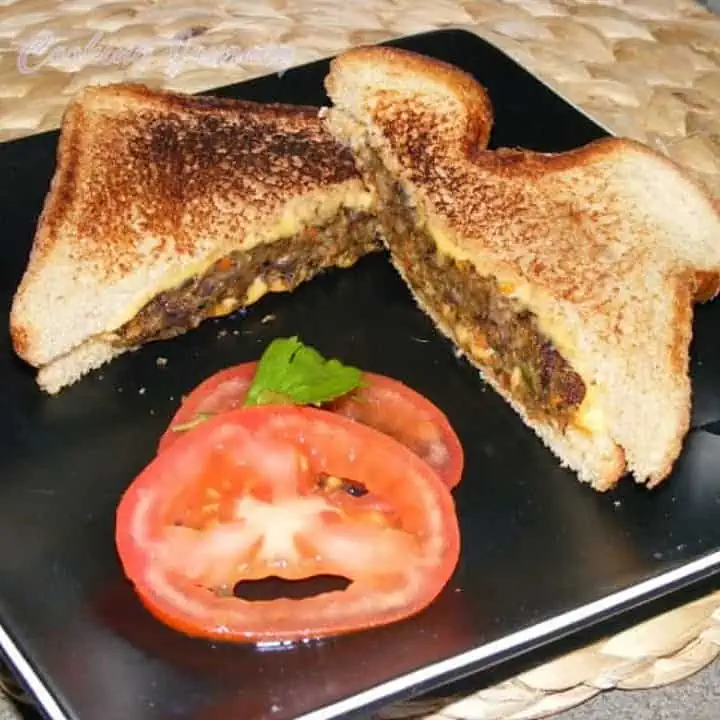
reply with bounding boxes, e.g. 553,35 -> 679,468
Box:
0,1 -> 719,719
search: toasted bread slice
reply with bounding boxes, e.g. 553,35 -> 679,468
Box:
10,84 -> 380,393
325,46 -> 720,490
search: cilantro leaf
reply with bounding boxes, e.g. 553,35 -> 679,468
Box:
245,337 -> 363,407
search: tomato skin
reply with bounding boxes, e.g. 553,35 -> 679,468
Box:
117,406 -> 460,643
156,363 -> 259,456
158,364 -> 257,447
327,374 -> 464,489
158,363 -> 464,488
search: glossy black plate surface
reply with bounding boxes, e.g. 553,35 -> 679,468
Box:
1,29 -> 720,720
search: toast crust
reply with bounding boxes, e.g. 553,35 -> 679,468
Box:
11,84 -> 374,369
326,46 -> 720,488
329,46 -> 495,151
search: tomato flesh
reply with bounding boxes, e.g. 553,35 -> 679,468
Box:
327,374 -> 464,488
117,406 -> 460,642
157,363 -> 464,488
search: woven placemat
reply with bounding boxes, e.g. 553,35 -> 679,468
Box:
378,588 -> 720,719
0,0 -> 718,195
0,1 -> 719,719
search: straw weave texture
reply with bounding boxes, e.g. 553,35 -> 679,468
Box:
0,0 -> 718,195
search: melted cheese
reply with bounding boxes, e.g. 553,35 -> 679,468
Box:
426,217 -> 579,360
573,386 -> 606,434
244,277 -> 271,305
425,217 -> 606,435
208,277 -> 296,319
209,296 -> 240,318
108,185 -> 373,332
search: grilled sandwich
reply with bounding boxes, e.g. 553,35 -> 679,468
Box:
10,84 -> 380,393
324,46 -> 720,490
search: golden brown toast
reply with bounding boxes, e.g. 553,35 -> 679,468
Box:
10,84 -> 379,392
325,46 -> 720,490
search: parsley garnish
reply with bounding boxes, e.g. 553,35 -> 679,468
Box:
170,338 -> 362,435
245,336 -> 363,407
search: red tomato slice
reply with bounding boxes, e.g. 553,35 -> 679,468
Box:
117,406 -> 460,643
157,363 -> 464,488
327,375 -> 464,489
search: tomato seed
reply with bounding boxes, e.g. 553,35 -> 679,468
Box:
343,480 -> 369,498
317,473 -> 368,497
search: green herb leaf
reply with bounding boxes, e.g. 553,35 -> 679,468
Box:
245,337 -> 363,407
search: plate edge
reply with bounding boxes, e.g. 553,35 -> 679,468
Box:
297,550 -> 720,720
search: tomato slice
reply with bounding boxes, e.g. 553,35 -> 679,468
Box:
327,374 -> 464,489
157,363 -> 464,488
116,406 -> 460,642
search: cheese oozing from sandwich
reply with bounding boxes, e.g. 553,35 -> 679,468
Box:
109,184 -> 375,333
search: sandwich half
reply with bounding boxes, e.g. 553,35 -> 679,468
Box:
10,84 -> 380,393
324,46 -> 720,490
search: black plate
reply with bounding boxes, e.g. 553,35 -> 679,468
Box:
2,29 -> 720,720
